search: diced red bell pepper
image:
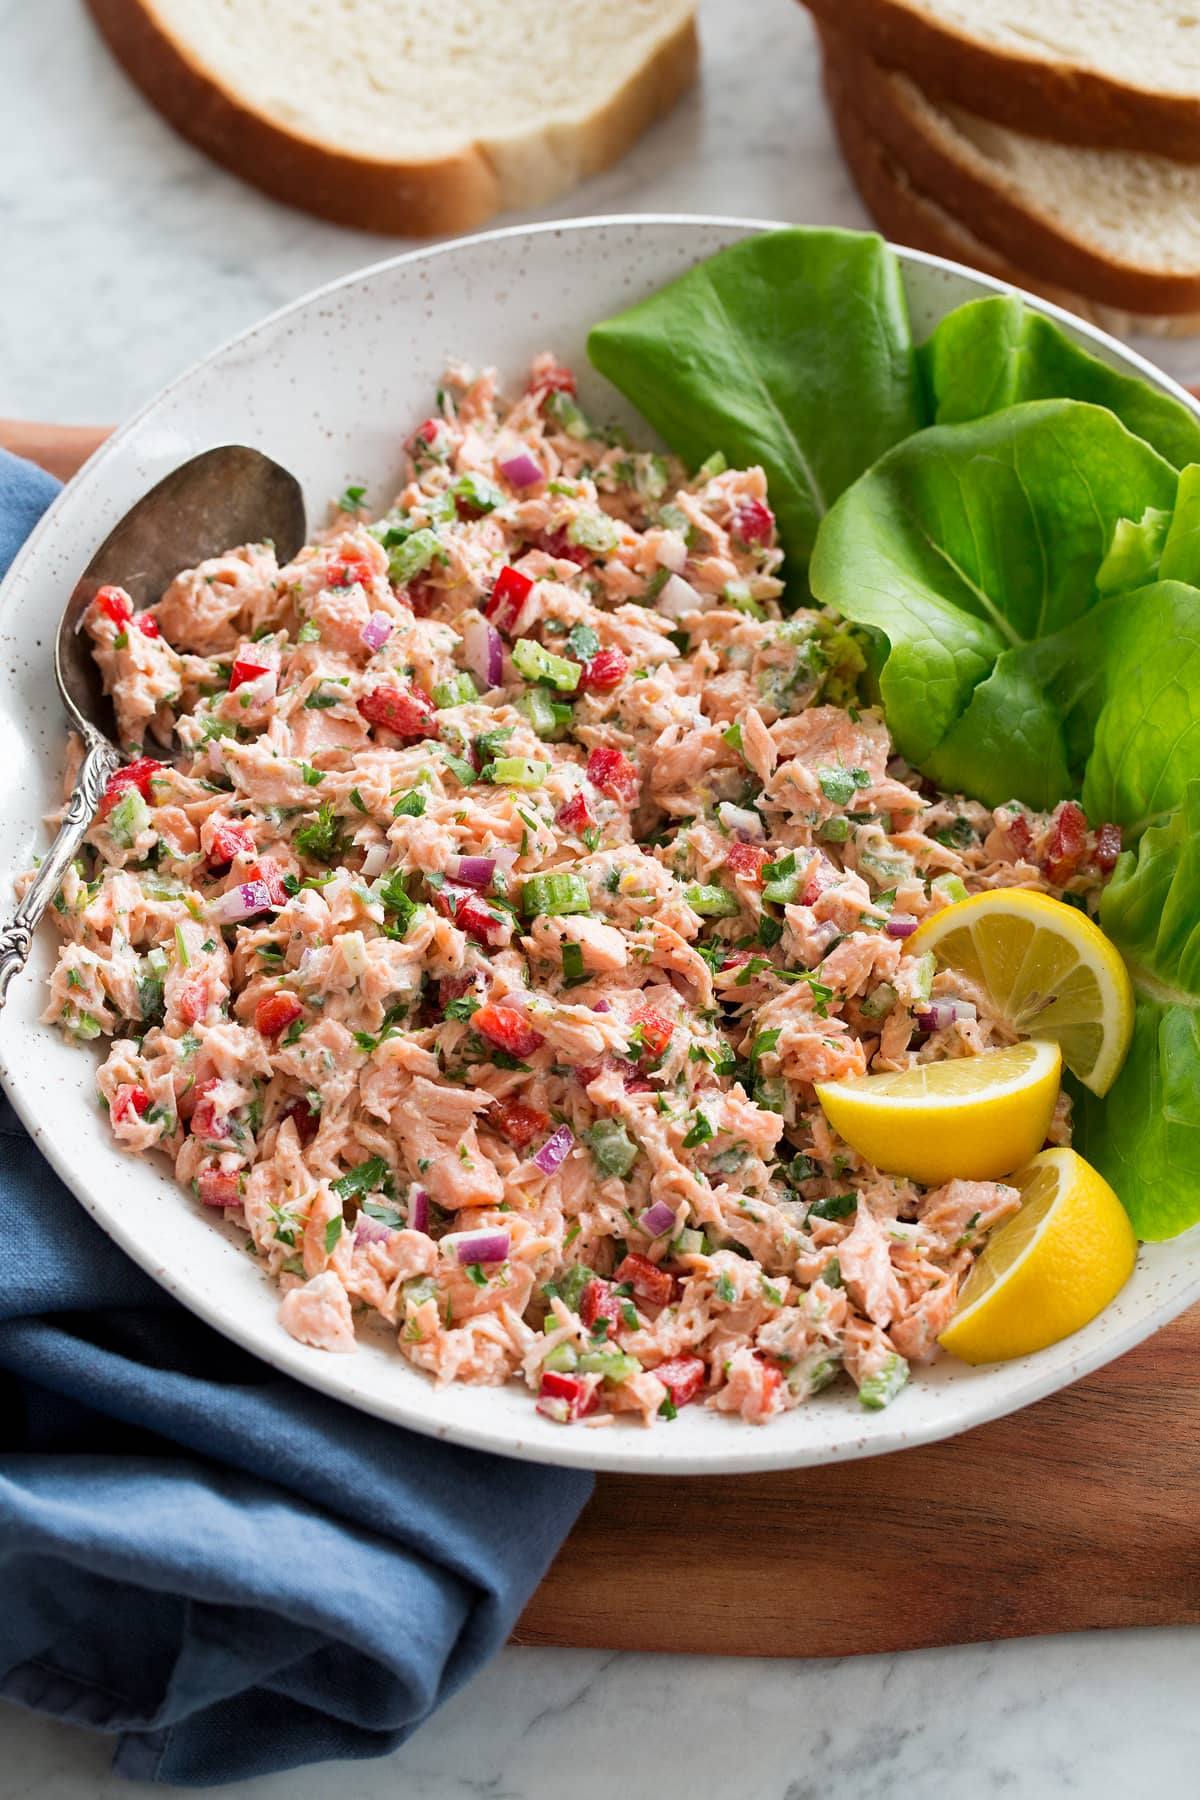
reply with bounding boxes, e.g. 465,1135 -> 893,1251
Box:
556,791 -> 596,836
1043,800 -> 1089,886
616,1252 -> 678,1307
96,755 -> 166,820
725,841 -> 769,882
732,498 -> 774,545
1007,811 -> 1035,859
587,745 -> 640,805
190,1080 -> 229,1142
197,1167 -> 241,1207
326,555 -> 375,589
540,526 -> 591,567
800,852 -> 839,907
580,1278 -> 623,1337
654,1354 -> 707,1408
280,1097 -> 318,1146
492,1099 -> 551,1147
245,859 -> 289,908
256,992 -> 303,1038
111,1084 -> 151,1125
1095,821 -> 1122,872
474,1002 -> 545,1059
357,683 -> 437,740
484,564 -> 534,634
629,1004 -> 672,1064
177,976 -> 212,1028
433,881 -> 506,948
94,584 -> 133,626
758,1357 -> 784,1404
580,648 -> 629,693
229,655 -> 273,691
134,611 -> 160,639
536,1369 -> 597,1423
207,820 -> 256,867
529,364 -> 576,398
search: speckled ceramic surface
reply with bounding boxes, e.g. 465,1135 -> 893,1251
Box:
2,215 -> 1197,1474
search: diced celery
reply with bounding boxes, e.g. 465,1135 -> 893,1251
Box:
107,790 -> 150,848
566,511 -> 620,554
721,580 -> 765,619
818,816 -> 850,843
859,845 -> 911,885
543,1342 -> 580,1373
696,450 -> 727,480
911,952 -> 936,1004
633,453 -> 670,500
543,1263 -> 596,1310
860,981 -> 898,1021
514,688 -> 565,738
451,471 -> 503,513
544,389 -> 592,439
487,756 -> 548,789
933,873 -> 970,905
584,1120 -> 639,1179
858,1353 -> 910,1411
672,1227 -> 704,1256
684,882 -> 740,918
511,637 -> 582,693
432,671 -> 479,708
578,1347 -> 642,1383
762,871 -> 802,905
522,871 -> 591,917
386,527 -> 446,585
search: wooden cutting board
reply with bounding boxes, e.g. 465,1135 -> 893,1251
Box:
515,1307 -> 1200,1656
10,420 -> 1200,1661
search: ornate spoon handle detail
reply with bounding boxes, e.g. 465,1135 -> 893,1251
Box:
0,734 -> 121,1008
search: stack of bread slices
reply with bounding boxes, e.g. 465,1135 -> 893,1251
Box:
804,1 -> 1200,336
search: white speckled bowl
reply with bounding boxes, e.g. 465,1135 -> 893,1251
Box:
2,216 -> 1197,1474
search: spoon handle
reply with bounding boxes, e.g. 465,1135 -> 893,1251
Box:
0,734 -> 122,1008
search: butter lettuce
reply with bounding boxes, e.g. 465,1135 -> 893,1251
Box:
588,228 -> 922,576
807,401 -> 1179,807
1073,787 -> 1200,1239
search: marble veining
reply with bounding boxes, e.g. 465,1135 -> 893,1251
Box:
2,0 -> 1198,1793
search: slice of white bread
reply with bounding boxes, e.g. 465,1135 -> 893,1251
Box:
85,0 -> 698,235
801,0 -> 1200,162
819,28 -> 1200,318
823,61 -> 1200,339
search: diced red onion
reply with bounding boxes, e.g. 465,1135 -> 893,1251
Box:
656,531 -> 688,573
354,1212 -> 394,1246
498,444 -> 544,488
447,854 -> 495,888
491,845 -> 519,878
591,998 -> 611,1013
886,913 -> 919,938
208,879 -> 272,924
916,1000 -> 978,1031
361,843 -> 390,878
460,611 -> 504,688
441,1227 -> 511,1264
409,1187 -> 430,1234
657,573 -> 704,619
717,801 -> 764,841
639,1200 -> 677,1239
361,611 -> 393,653
533,1124 -> 574,1175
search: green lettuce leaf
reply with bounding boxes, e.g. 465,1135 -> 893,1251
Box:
919,294 -> 1200,470
1081,581 -> 1200,830
1072,786 -> 1200,1239
808,399 -> 1178,806
588,228 -> 923,576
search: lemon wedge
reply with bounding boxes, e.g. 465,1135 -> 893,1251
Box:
814,1039 -> 1062,1185
908,889 -> 1133,1096
938,1147 -> 1137,1363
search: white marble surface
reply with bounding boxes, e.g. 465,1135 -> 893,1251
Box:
2,0 -> 1198,1793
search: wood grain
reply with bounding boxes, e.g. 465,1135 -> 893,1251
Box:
515,1307 -> 1200,1656
10,420 -> 1199,1659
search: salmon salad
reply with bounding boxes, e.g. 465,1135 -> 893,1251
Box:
37,354 -> 1122,1428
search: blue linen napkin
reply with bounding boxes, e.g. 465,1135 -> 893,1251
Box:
0,449 -> 594,1786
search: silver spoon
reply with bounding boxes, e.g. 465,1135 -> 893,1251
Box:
0,445 -> 306,1006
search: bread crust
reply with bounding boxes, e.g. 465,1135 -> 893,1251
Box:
84,0 -> 698,236
801,0 -> 1200,164
824,64 -> 1200,339
820,27 -> 1200,314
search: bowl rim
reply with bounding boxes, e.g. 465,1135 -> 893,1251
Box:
4,212 -> 1199,1476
